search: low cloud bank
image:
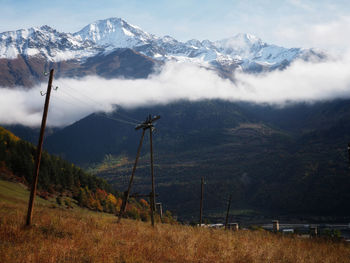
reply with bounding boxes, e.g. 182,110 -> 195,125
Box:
1,54 -> 350,127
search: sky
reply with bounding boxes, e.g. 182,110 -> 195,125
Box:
0,0 -> 350,51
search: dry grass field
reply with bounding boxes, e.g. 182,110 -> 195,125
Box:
0,180 -> 350,263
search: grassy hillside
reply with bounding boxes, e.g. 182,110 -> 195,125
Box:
1,179 -> 349,263
0,180 -> 49,206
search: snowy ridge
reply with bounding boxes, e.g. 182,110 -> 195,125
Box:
0,26 -> 99,62
74,18 -> 156,48
0,17 -> 326,71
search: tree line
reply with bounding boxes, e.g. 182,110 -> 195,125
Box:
0,126 -> 175,223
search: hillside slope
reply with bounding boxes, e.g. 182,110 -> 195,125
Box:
0,179 -> 349,263
0,126 -> 160,220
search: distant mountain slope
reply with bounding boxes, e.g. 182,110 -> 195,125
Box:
0,126 -> 160,219
45,100 -> 254,164
0,47 -> 157,87
0,125 -> 112,194
0,17 -> 325,87
42,100 -> 350,220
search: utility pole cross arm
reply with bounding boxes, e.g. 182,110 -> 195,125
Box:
135,115 -> 161,130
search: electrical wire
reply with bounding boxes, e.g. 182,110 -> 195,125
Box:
59,87 -> 95,109
60,80 -> 143,123
96,113 -> 138,127
51,80 -> 142,127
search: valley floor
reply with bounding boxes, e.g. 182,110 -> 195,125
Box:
0,180 -> 349,263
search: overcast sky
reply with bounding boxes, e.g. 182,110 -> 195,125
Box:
0,0 -> 349,51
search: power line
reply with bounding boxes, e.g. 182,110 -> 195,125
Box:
114,109 -> 143,124
51,92 -> 86,109
96,113 -> 138,127
60,80 -> 142,123
51,81 -> 141,127
59,87 -> 95,109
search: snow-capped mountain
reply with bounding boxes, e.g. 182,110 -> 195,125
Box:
0,25 -> 101,62
74,18 -> 155,49
0,17 -> 326,76
72,18 -> 325,71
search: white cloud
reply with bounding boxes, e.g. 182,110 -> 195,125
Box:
287,0 -> 313,11
274,16 -> 350,52
1,55 -> 350,127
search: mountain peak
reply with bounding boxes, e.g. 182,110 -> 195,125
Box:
234,33 -> 261,42
216,33 -> 263,48
74,17 -> 154,48
86,17 -> 126,31
39,25 -> 56,32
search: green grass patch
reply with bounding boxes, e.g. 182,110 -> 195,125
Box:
0,180 -> 30,203
0,179 -> 52,206
0,179 -> 116,220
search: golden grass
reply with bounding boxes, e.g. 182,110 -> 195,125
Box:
0,185 -> 350,262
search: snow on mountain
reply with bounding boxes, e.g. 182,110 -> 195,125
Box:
0,25 -> 99,62
74,18 -> 155,49
0,17 -> 326,72
213,34 -> 303,70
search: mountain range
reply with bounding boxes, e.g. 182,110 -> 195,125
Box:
0,17 -> 326,87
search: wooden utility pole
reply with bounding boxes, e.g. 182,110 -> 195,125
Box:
119,114 -> 160,226
149,121 -> 156,226
272,220 -> 279,232
129,192 -> 159,224
117,129 -> 146,222
26,69 -> 54,226
225,194 -> 232,229
199,177 -> 204,226
156,202 -> 163,220
149,191 -> 155,226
